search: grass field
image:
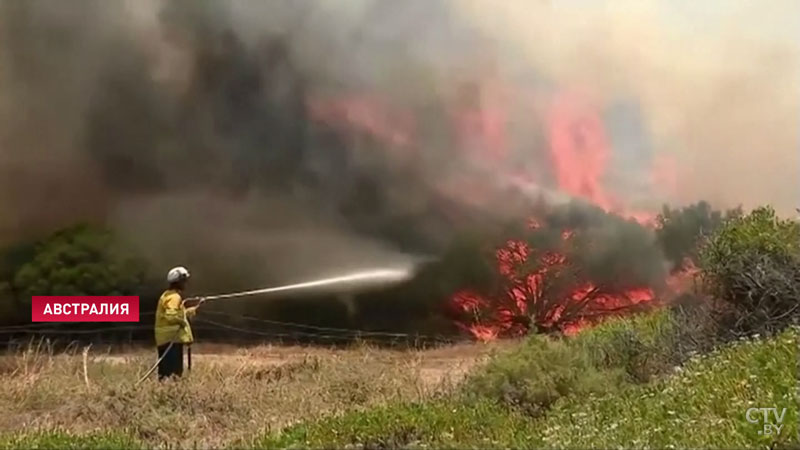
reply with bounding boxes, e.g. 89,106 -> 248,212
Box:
0,339 -> 507,448
0,314 -> 796,449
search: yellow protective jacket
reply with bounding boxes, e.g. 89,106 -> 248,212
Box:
154,289 -> 198,346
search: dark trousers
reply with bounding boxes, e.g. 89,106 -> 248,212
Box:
157,343 -> 184,380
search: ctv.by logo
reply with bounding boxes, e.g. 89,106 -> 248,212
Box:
746,407 -> 786,436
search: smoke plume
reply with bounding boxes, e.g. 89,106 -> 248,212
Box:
454,0 -> 800,212
0,0 -> 797,293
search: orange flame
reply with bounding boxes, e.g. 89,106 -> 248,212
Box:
450,230 -> 662,341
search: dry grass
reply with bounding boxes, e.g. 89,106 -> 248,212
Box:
0,339 -> 507,448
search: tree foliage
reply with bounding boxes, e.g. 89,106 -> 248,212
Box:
699,206 -> 800,334
8,225 -> 149,313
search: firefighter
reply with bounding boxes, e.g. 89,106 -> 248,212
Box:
154,266 -> 203,380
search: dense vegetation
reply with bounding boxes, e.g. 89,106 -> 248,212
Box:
0,225 -> 150,325
250,323 -> 796,449
699,206 -> 800,334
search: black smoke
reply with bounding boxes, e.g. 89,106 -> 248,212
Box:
0,0 -> 501,298
0,1 -> 671,318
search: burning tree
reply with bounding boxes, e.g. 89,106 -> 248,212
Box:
449,203 -> 668,340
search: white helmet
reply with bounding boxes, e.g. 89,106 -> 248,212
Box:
167,266 -> 191,283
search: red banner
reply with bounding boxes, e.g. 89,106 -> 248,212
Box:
31,296 -> 139,322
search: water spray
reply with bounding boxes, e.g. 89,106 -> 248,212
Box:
183,268 -> 415,306
186,268 -> 414,303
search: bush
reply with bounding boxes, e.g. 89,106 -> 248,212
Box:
573,311 -> 677,381
699,206 -> 800,334
463,334 -> 623,417
462,312 -> 677,415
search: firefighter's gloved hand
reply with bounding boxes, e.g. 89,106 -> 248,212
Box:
185,304 -> 199,318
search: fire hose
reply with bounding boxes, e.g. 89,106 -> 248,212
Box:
135,269 -> 413,386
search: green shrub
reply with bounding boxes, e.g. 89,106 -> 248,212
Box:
463,334 -> 622,417
699,206 -> 800,334
573,311 -> 676,381
462,312 -> 677,415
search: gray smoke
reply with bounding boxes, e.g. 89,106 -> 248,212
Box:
454,0 -> 800,213
0,0 -> 480,290
0,0 -> 797,292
